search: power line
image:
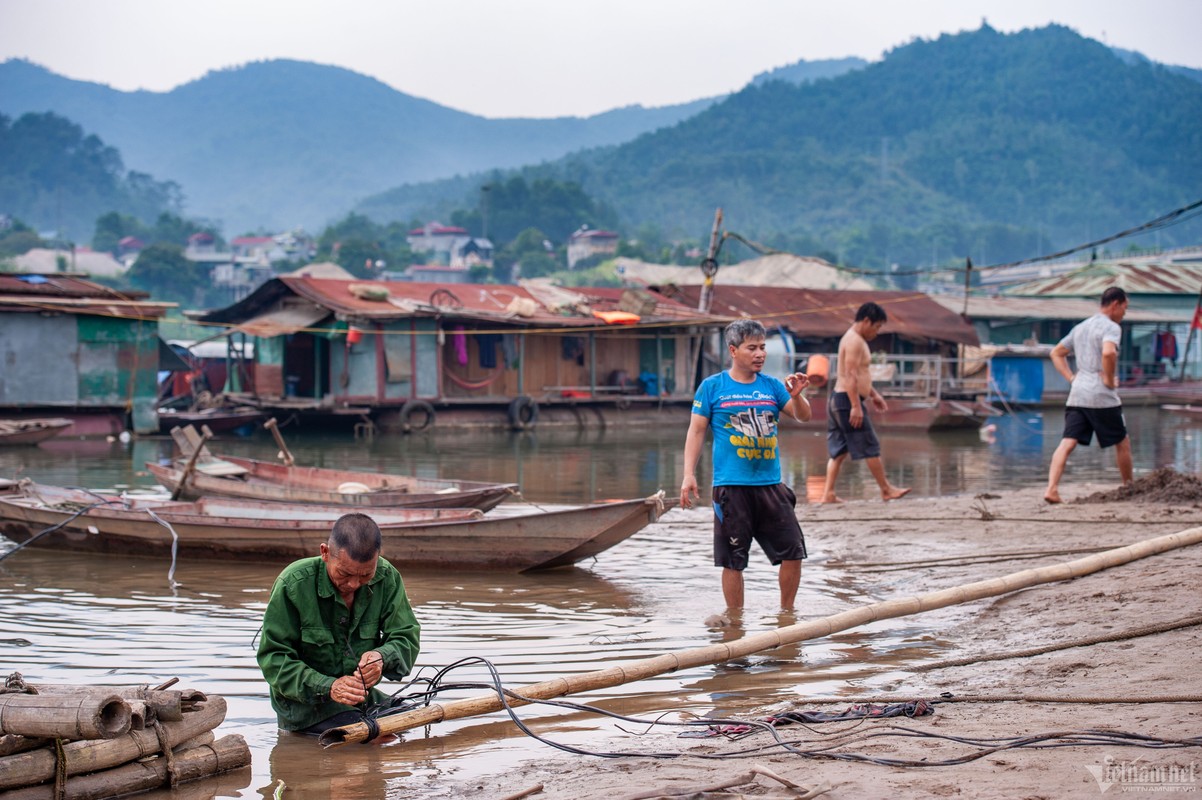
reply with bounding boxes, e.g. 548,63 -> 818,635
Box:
715,198 -> 1202,278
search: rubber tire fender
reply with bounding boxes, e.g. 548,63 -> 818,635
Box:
507,395 -> 539,430
399,399 -> 436,433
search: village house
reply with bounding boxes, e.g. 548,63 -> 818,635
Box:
406,222 -> 494,268
0,273 -> 178,435
656,283 -> 989,430
567,226 -> 619,269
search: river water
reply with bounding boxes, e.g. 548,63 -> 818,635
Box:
1,406 -> 1197,798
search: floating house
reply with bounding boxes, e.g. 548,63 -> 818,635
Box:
1004,258 -> 1202,385
0,273 -> 178,435
932,295 -> 1189,405
656,284 -> 991,430
193,276 -> 725,431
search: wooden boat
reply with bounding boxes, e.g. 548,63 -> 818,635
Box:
0,418 -> 73,446
145,457 -> 519,512
0,483 -> 670,571
157,407 -> 267,435
1159,403 -> 1202,419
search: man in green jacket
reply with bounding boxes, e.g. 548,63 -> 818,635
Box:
257,513 -> 421,734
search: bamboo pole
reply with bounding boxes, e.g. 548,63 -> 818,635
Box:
171,429 -> 212,501
0,697 -> 226,790
0,694 -> 130,740
0,733 -> 250,800
28,686 -> 207,722
264,418 -> 295,467
320,525 -> 1202,747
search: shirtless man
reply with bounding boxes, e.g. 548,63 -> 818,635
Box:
820,302 -> 911,503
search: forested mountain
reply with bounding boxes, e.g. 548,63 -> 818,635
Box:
0,59 -> 714,234
749,56 -> 867,86
361,25 -> 1202,270
0,112 -> 180,241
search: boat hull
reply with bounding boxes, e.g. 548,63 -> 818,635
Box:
800,396 -> 996,431
0,485 -> 669,571
146,457 -> 519,511
0,418 -> 74,446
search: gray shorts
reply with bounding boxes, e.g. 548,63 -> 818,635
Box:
827,392 -> 881,460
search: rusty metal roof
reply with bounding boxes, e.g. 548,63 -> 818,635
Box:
661,285 -> 980,346
0,273 -> 173,318
933,294 -> 1189,324
199,277 -> 722,330
1005,260 -> 1202,298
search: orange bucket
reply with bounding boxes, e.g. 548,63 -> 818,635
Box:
805,354 -> 829,388
346,326 -> 364,344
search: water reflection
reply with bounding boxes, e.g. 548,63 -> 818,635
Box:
0,408 -> 1193,505
1,407 -> 1199,798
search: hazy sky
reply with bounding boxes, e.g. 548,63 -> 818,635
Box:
3,0 -> 1200,118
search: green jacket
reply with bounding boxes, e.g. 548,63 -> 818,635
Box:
257,555 -> 421,731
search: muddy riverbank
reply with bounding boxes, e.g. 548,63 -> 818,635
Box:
469,482 -> 1202,800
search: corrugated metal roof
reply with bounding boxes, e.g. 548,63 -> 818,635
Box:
662,285 -> 979,346
199,277 -> 721,330
1005,260 -> 1202,298
232,304 -> 330,337
616,255 -> 874,291
0,273 -> 173,318
932,294 -> 1189,324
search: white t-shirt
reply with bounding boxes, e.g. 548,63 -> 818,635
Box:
1059,312 -> 1122,408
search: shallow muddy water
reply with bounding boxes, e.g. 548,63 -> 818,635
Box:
0,407 -> 1198,798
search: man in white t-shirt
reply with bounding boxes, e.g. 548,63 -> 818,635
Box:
1044,287 -> 1132,503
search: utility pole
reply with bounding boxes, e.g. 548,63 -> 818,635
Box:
480,185 -> 491,241
698,208 -> 723,313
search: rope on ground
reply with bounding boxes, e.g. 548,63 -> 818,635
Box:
912,613 -> 1202,672
831,546 -> 1112,570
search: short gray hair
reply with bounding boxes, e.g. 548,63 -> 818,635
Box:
329,513 -> 382,562
724,319 -> 766,349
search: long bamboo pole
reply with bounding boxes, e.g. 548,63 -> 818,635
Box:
320,525 -> 1202,747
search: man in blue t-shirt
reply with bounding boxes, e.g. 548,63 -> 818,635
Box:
680,319 -> 812,610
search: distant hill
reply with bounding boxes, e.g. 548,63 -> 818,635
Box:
750,56 -> 867,86
0,111 -> 180,242
361,25 -> 1202,268
0,58 -> 716,235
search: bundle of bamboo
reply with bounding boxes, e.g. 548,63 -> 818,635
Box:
0,676 -> 250,800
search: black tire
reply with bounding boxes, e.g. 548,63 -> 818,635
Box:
399,400 -> 435,433
507,396 -> 539,430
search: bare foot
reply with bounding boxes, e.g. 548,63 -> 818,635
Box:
1043,490 -> 1061,504
882,486 -> 911,502
820,494 -> 845,504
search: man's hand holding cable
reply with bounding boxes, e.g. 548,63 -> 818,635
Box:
354,650 -> 384,688
330,674 -> 368,705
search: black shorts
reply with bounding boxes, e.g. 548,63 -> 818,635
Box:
712,484 -> 807,570
827,392 -> 881,460
1063,406 -> 1128,448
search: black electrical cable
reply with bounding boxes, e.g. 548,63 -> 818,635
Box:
713,198 -> 1202,278
357,656 -> 1202,767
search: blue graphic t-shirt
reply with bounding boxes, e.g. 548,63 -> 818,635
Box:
692,371 -> 791,487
